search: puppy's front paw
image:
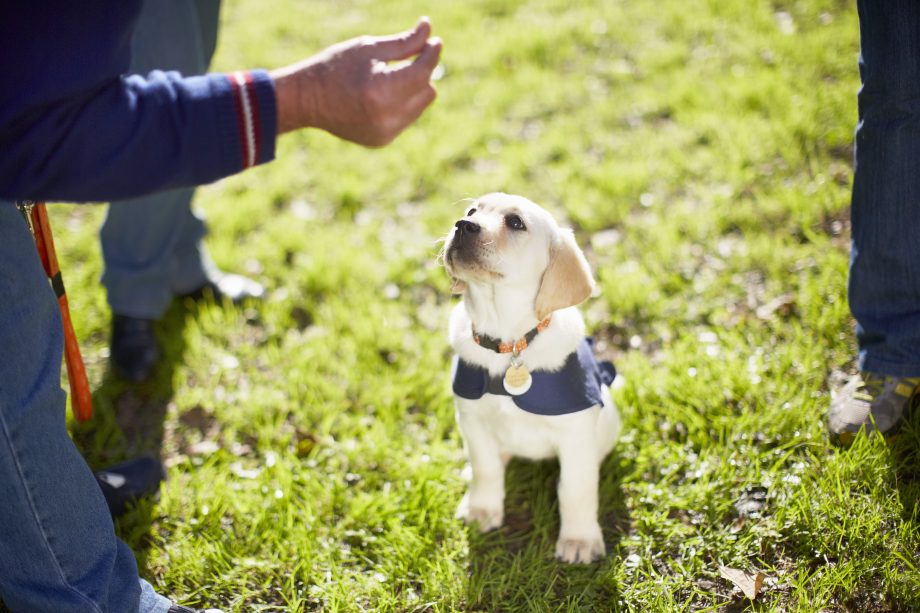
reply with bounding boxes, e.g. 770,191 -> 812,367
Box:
456,492 -> 503,532
555,528 -> 606,564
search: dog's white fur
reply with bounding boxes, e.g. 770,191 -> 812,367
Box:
443,192 -> 621,564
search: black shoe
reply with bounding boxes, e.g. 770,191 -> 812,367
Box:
94,456 -> 165,517
110,315 -> 159,382
168,605 -> 225,613
179,272 -> 264,303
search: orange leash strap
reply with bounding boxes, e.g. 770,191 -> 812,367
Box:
17,201 -> 93,422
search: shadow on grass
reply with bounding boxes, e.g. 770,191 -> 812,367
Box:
833,403 -> 920,613
883,405 -> 920,612
465,453 -> 629,612
891,398 -> 920,521
70,299 -> 193,571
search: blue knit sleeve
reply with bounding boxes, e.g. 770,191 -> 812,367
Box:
0,69 -> 277,203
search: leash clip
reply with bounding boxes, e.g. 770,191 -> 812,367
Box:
15,200 -> 36,235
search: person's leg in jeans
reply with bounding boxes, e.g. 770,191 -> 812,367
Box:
0,203 -> 173,613
101,0 -> 261,382
102,0 -> 218,318
830,0 -> 920,443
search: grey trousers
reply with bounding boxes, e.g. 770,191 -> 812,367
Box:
101,0 -> 222,319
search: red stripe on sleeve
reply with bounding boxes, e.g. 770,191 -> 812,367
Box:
227,73 -> 251,169
242,71 -> 261,164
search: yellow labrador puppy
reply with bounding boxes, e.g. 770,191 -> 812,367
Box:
443,192 -> 621,563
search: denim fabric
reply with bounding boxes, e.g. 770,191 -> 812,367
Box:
850,1 -> 920,376
0,203 -> 171,612
101,0 -> 222,319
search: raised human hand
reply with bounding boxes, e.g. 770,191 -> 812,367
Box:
271,17 -> 442,146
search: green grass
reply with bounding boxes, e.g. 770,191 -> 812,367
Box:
30,0 -> 920,611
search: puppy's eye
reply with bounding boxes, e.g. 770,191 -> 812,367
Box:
466,208 -> 476,216
505,214 -> 526,231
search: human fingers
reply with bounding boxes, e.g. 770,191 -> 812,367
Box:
399,85 -> 438,128
390,38 -> 443,87
413,38 -> 443,78
372,17 -> 432,62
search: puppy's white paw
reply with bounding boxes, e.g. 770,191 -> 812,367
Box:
555,528 -> 606,564
456,493 -> 504,532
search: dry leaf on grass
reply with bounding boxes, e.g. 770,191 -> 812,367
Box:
719,566 -> 765,600
755,294 -> 797,320
186,440 -> 220,457
230,461 -> 262,480
734,485 -> 768,518
729,516 -> 746,534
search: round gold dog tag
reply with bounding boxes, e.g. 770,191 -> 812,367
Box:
503,363 -> 533,395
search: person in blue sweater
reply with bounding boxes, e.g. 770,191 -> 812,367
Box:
0,3 -> 441,612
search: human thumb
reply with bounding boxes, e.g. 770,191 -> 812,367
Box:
373,17 -> 431,62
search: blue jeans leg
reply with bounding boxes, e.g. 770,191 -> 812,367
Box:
100,0 -> 222,319
850,0 -> 920,377
101,188 -> 209,318
0,204 -> 171,613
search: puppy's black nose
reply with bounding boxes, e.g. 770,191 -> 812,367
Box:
455,219 -> 481,234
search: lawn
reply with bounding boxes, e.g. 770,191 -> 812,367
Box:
31,0 -> 920,611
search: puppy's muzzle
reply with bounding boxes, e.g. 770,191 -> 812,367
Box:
454,219 -> 481,236
447,219 -> 481,263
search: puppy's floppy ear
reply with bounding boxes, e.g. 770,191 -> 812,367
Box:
534,228 -> 594,320
450,277 -> 468,294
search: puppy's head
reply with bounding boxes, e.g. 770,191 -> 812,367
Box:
443,193 -> 595,319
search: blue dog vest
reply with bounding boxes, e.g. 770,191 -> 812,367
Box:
451,339 -> 616,416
